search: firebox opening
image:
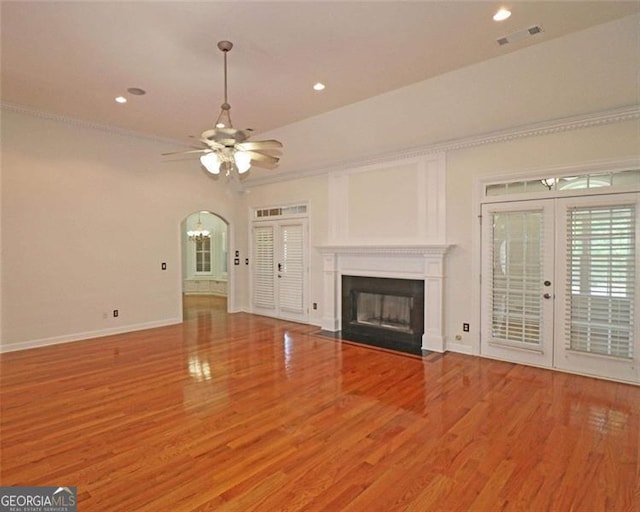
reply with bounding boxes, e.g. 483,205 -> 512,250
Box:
356,292 -> 412,333
341,275 -> 425,355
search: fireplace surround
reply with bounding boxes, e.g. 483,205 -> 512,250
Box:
319,244 -> 450,353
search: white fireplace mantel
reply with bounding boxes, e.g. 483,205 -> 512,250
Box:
318,243 -> 452,353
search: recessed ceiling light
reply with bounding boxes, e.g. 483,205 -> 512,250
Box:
493,8 -> 511,21
313,82 -> 325,91
127,87 -> 146,96
115,96 -> 127,104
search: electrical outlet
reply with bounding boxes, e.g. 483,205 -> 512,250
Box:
313,302 -> 318,310
463,323 -> 470,332
161,262 -> 167,270
113,309 -> 119,318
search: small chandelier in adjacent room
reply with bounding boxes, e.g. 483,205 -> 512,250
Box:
187,213 -> 211,242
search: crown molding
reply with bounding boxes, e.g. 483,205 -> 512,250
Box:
3,101 -> 638,190
318,244 -> 452,256
0,101 -> 185,147
244,104 -> 640,187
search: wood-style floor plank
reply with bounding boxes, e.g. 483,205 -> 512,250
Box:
1,295 -> 639,511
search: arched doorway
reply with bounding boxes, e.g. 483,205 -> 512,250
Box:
180,211 -> 231,318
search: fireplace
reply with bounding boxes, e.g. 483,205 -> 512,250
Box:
342,275 -> 425,355
319,244 -> 450,353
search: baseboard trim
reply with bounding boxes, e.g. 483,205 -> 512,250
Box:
445,342 -> 474,355
0,317 -> 182,353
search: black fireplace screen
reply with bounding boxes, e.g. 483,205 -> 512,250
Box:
356,292 -> 412,333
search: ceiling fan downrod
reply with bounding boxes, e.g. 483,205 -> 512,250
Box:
216,40 -> 233,127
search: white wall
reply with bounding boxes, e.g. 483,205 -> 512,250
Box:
239,119 -> 639,348
1,108 -> 236,350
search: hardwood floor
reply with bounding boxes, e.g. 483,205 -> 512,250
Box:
1,296 -> 639,511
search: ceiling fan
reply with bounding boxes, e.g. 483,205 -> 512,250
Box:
163,41 -> 283,177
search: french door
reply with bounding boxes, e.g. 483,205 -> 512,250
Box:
252,220 -> 308,323
481,200 -> 556,368
481,193 -> 639,383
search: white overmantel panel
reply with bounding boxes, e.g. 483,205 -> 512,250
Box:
327,153 -> 446,245
318,244 -> 451,353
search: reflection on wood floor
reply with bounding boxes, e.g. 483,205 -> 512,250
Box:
182,294 -> 227,322
1,296 -> 639,511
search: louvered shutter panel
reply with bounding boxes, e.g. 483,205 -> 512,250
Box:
279,224 -> 304,313
490,210 -> 544,346
253,225 -> 275,309
566,204 -> 635,359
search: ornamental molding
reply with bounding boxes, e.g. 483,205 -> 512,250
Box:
318,244 -> 452,256
246,104 -> 640,187
1,101 -> 184,147
3,101 -> 638,188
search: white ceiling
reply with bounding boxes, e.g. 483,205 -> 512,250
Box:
2,1 -> 639,146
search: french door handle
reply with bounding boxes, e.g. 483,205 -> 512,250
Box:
543,293 -> 552,299
277,263 -> 282,272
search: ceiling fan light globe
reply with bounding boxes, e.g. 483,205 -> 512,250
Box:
234,151 -> 252,174
200,152 -> 221,175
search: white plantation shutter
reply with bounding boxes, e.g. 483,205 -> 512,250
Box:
566,204 -> 635,359
490,210 -> 544,346
279,223 -> 304,313
253,225 -> 275,309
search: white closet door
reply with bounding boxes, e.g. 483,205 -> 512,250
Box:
481,200 -> 556,368
555,193 -> 639,383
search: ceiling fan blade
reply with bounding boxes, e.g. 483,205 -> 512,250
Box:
250,159 -> 279,170
235,140 -> 283,151
162,148 -> 209,156
243,151 -> 280,165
